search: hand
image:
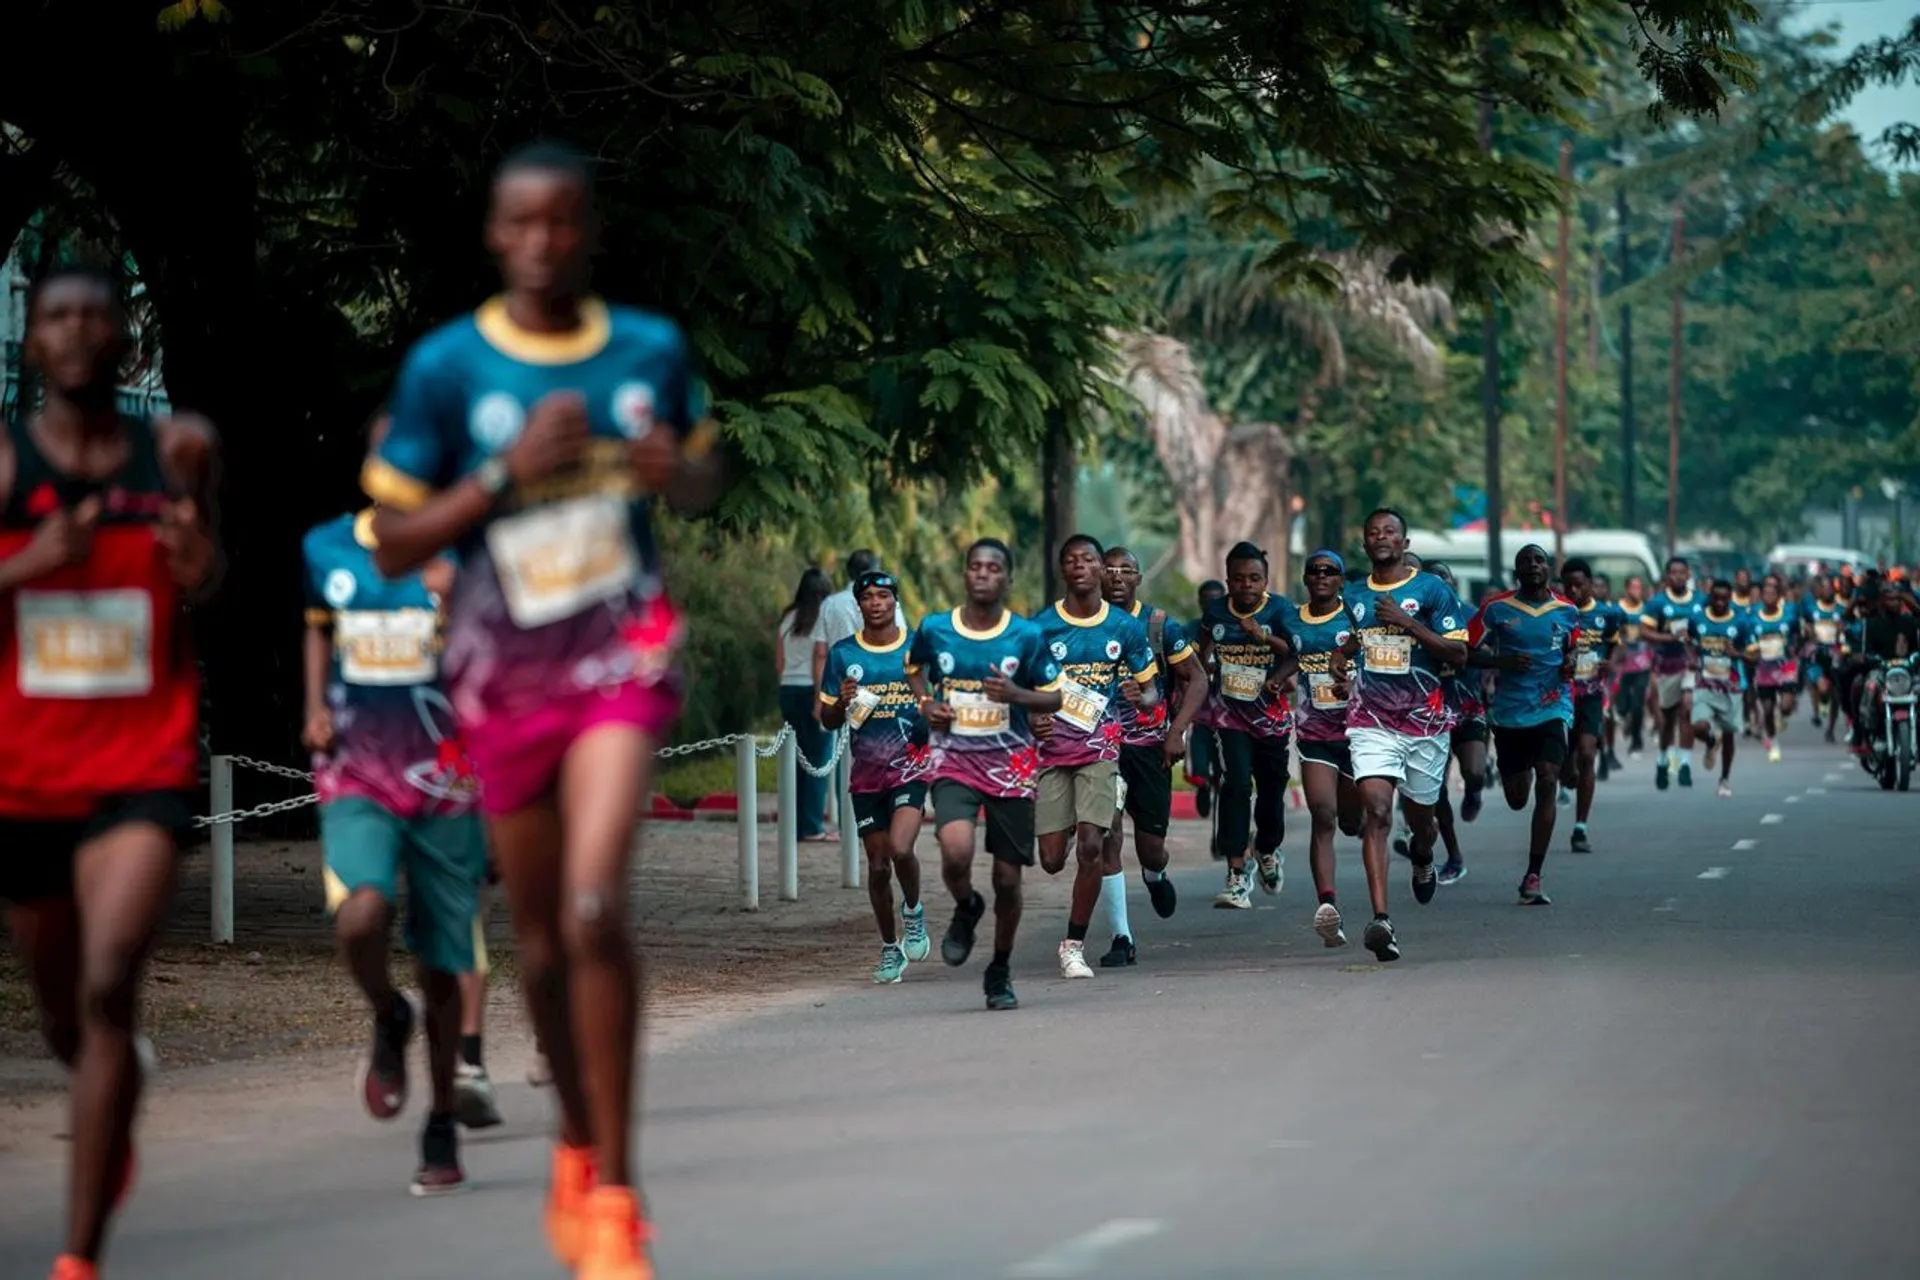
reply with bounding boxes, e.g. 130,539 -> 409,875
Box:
629,429 -> 679,493
1119,676 -> 1144,706
1237,613 -> 1265,640
301,707 -> 336,754
1161,733 -> 1187,768
1264,675 -> 1288,701
839,676 -> 860,704
1031,711 -> 1054,741
982,671 -> 1012,703
156,498 -> 216,591
923,697 -> 955,728
1374,595 -> 1412,630
22,496 -> 102,577
421,558 -> 455,602
504,391 -> 588,484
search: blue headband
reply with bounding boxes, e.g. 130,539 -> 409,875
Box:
1306,549 -> 1345,575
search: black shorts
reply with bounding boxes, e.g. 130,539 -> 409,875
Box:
1572,694 -> 1607,740
1295,738 -> 1353,778
852,782 -> 929,836
930,780 -> 1035,866
1116,743 -> 1173,837
1493,722 -> 1569,777
1451,718 -> 1489,748
0,790 -> 196,906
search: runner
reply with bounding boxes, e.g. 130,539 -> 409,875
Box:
1690,580 -> 1753,798
1591,574 -> 1626,777
905,538 -> 1063,1010
1559,559 -> 1620,855
1612,574 -> 1654,759
1029,535 -> 1159,978
1342,510 -> 1470,961
0,265 -> 220,1280
1801,574 -> 1846,740
1193,542 -> 1296,910
301,485 -> 487,1194
1640,557 -> 1701,790
455,904 -> 505,1129
362,141 -> 725,1279
1094,546 -> 1206,966
1468,546 -> 1577,903
816,569 -> 933,983
1186,578 -> 1227,822
1395,561 -> 1482,885
1750,574 -> 1799,762
1732,568 -> 1760,737
1291,550 -> 1363,946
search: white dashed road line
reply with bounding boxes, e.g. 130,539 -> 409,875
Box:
1009,1220 -> 1166,1278
1761,813 -> 1784,825
1732,839 -> 1757,850
1698,867 -> 1731,880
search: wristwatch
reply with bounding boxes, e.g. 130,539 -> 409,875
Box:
473,455 -> 510,499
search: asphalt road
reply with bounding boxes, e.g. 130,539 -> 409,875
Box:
3,721 -> 1918,1279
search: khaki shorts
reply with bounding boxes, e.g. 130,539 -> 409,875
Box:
1694,687 -> 1744,736
1655,671 -> 1696,712
1035,759 -> 1123,836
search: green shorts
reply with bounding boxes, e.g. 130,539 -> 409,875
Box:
320,798 -> 487,975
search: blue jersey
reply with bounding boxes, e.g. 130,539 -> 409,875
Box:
1029,600 -> 1158,767
1343,570 -> 1469,737
1749,604 -> 1798,688
1802,597 -> 1845,652
907,608 -> 1062,798
301,512 -> 473,818
1115,601 -> 1195,748
1290,600 -> 1355,744
1569,599 -> 1622,698
817,629 -> 930,794
362,297 -> 716,722
1641,590 -> 1702,677
1693,608 -> 1751,692
1469,591 -> 1579,728
1197,592 -> 1297,738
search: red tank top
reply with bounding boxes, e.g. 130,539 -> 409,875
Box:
0,415 -> 200,817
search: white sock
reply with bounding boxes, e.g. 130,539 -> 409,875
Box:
1101,872 -> 1131,942
1681,747 -> 1694,767
1141,866 -> 1165,883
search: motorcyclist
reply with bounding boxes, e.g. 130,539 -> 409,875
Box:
1848,584 -> 1918,750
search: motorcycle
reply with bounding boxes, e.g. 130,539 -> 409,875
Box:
1860,655 -> 1918,792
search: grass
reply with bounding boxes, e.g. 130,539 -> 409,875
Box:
654,751 -> 778,806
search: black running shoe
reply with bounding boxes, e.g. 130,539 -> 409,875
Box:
942,891 -> 985,967
1411,858 -> 1437,905
359,996 -> 414,1121
1363,918 -> 1400,963
1597,754 -> 1611,782
1099,936 -> 1137,968
1194,785 -> 1212,819
410,1114 -> 467,1197
1570,828 -> 1592,853
983,962 -> 1018,1010
1145,875 -> 1177,919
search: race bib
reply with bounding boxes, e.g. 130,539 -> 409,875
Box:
1307,672 -> 1346,709
485,496 -> 637,629
336,609 -> 438,686
847,686 -> 882,729
1575,648 -> 1602,681
1221,662 -> 1265,701
1364,633 -> 1413,675
949,689 -> 1011,738
16,589 -> 153,699
1056,677 -> 1110,733
1814,619 -> 1839,646
1668,616 -> 1690,639
1702,653 -> 1733,681
1758,634 -> 1786,662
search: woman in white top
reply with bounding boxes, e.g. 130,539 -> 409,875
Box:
778,568 -> 837,839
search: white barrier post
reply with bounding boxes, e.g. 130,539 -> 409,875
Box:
838,745 -> 859,888
210,754 -> 235,945
735,736 -> 760,911
777,732 -> 799,902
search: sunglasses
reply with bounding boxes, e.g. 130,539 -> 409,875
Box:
1304,564 -> 1342,577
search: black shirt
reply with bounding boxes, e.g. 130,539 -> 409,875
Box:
1862,613 -> 1918,660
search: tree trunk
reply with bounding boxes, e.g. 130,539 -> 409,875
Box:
1041,417 -> 1076,602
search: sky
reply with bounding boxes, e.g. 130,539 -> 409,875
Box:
1787,0 -> 1918,167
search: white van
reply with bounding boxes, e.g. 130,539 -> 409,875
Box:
1405,528 -> 1661,601
1767,543 -> 1876,581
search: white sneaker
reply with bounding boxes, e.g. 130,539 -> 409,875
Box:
1313,903 -> 1347,948
1058,939 -> 1095,979
455,1061 -> 504,1129
1256,852 -> 1284,896
1212,869 -> 1252,910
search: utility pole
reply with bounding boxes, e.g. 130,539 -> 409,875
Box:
1616,135 -> 1636,531
1480,95 -> 1503,593
1554,138 -> 1572,565
1666,209 -> 1685,561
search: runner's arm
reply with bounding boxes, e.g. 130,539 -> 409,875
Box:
1166,651 -> 1207,743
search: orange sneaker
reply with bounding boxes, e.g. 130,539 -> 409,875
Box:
544,1143 -> 598,1266
50,1256 -> 97,1280
575,1185 -> 656,1280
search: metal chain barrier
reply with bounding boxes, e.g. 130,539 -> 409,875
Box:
197,730 -> 848,828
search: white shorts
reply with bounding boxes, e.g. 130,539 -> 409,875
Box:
1347,727 -> 1451,806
